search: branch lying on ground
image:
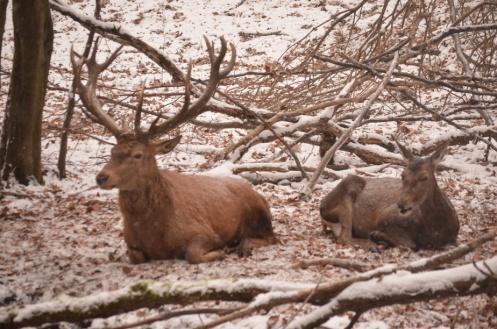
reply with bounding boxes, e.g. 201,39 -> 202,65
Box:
295,258 -> 370,272
0,280 -> 312,329
108,307 -> 236,329
286,256 -> 497,329
191,231 -> 497,329
2,232 -> 494,329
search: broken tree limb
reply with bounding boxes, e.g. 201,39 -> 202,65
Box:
108,307 -> 236,329
417,124 -> 497,155
195,231 -> 496,329
286,256 -> 497,329
295,258 -> 369,272
1,232 -> 493,329
304,51 -> 400,196
0,279 -> 311,329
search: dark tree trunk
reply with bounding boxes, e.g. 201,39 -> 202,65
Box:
0,0 -> 8,73
0,0 -> 53,184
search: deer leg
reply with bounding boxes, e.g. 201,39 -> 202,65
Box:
185,237 -> 225,264
127,247 -> 147,264
370,217 -> 417,250
336,198 -> 354,243
237,237 -> 275,257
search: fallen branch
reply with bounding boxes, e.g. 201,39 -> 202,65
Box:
0,280 -> 311,329
108,307 -> 236,329
239,30 -> 284,40
295,258 -> 369,272
196,231 -> 496,329
0,232 -> 494,328
287,256 -> 497,329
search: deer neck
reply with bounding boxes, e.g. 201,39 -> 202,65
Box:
420,179 -> 448,217
118,166 -> 172,219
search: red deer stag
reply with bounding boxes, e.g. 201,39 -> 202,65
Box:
70,38 -> 277,264
320,140 -> 459,249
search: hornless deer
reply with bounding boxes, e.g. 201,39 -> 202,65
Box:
71,37 -> 277,264
320,141 -> 459,249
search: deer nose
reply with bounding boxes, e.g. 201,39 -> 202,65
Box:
397,202 -> 409,214
96,173 -> 108,186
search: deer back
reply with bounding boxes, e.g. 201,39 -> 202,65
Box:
350,177 -> 403,237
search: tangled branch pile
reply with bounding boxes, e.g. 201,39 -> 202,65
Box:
50,0 -> 497,188
218,0 -> 497,187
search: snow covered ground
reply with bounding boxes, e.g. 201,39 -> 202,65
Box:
1,0 -> 496,328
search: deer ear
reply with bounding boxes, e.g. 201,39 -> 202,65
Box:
430,142 -> 449,166
394,137 -> 415,161
153,135 -> 181,155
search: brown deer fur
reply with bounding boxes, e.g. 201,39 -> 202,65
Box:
320,141 -> 459,250
97,137 -> 276,264
72,37 -> 276,263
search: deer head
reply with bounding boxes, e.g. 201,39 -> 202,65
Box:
395,140 -> 449,214
70,37 -> 236,191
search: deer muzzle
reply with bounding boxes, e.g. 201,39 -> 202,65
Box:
397,202 -> 412,214
96,172 -> 114,189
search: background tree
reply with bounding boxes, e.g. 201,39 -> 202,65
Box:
0,0 -> 8,76
0,0 -> 53,185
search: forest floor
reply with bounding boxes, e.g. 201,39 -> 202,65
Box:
1,0 -> 497,328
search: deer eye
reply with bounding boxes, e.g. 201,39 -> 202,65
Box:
133,153 -> 143,159
420,176 -> 428,181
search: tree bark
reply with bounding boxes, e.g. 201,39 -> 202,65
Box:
0,279 -> 308,329
0,0 -> 53,184
0,0 -> 8,77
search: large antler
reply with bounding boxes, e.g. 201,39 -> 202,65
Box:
148,36 -> 236,137
70,40 -> 130,140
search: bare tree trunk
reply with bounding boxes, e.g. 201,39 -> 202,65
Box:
0,0 -> 53,184
0,0 -> 8,77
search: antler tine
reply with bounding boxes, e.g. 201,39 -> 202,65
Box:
148,62 -> 192,139
146,36 -> 236,139
100,44 -> 124,73
203,36 -> 236,79
69,46 -> 85,82
219,42 -> 237,78
86,39 -> 124,78
88,37 -> 100,64
179,61 -> 193,114
134,82 -> 146,138
204,35 -> 216,65
69,42 -> 129,139
393,135 -> 415,161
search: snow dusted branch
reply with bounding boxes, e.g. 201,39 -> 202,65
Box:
0,279 -> 311,329
287,256 -> 497,329
195,231 -> 496,329
49,0 -> 185,82
0,232 -> 494,328
418,124 -> 497,155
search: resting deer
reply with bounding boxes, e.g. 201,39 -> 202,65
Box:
320,140 -> 459,249
71,37 -> 276,264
